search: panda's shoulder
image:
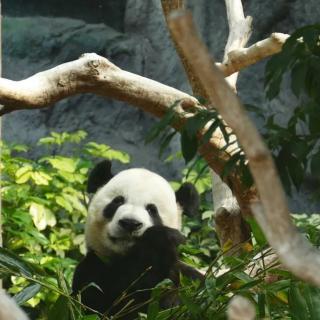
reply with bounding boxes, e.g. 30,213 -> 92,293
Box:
72,251 -> 107,290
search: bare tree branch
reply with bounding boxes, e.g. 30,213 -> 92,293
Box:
0,53 -> 198,117
223,0 -> 252,89
161,0 -> 208,98
0,52 -> 257,216
162,0 -> 254,244
211,0 -> 252,248
218,32 -> 289,77
168,9 -> 320,286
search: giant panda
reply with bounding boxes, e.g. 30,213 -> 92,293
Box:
72,160 -> 203,319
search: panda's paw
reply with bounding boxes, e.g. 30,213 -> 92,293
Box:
139,226 -> 185,255
137,226 -> 185,270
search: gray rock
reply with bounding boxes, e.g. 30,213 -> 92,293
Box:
2,0 -> 320,211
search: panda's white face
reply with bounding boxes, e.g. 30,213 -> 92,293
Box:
85,168 -> 181,258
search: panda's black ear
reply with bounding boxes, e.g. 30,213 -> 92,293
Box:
87,160 -> 113,193
175,182 -> 199,217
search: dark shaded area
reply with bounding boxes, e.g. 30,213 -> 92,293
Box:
3,0 -> 127,31
73,226 -> 197,319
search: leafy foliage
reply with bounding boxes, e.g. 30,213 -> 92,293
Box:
263,25 -> 320,194
147,103 -> 249,187
1,131 -> 130,319
1,131 -> 320,319
148,25 -> 320,195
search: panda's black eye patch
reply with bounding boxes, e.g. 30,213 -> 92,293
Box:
103,196 -> 125,219
112,196 -> 125,205
146,204 -> 157,216
146,204 -> 162,225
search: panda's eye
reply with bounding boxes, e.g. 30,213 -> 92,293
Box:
112,196 -> 125,205
146,204 -> 158,216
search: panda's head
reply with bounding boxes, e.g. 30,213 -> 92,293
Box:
85,161 -> 199,258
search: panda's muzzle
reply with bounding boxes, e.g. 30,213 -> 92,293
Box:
118,218 -> 143,233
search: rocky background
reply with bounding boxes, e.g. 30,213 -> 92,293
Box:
3,0 -> 320,212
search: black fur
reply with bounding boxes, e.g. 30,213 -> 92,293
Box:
146,204 -> 163,225
87,160 -> 113,193
103,196 -> 125,219
175,182 -> 200,217
72,226 -> 192,319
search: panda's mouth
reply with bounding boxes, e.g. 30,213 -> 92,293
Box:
109,234 -> 139,243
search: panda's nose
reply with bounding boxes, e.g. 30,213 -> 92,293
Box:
119,218 -> 143,232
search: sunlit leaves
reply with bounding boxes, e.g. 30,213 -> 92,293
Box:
29,202 -> 57,231
15,165 -> 52,186
38,130 -> 87,146
46,157 -> 78,173
15,165 -> 32,183
1,130 -> 131,313
84,141 -> 130,163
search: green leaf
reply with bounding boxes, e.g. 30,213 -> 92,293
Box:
221,152 -> 242,178
310,151 -> 320,177
47,157 -> 77,173
288,283 -> 309,320
145,101 -> 179,143
0,247 -> 35,277
159,131 -> 177,157
258,293 -> 266,318
287,155 -> 304,190
29,202 -> 57,230
12,144 -> 28,153
246,217 -> 267,246
181,129 -> 198,163
289,140 -> 311,161
291,62 -> 307,97
48,295 -> 69,320
275,151 -> 292,195
105,149 -> 130,163
265,57 -> 286,100
241,165 -> 253,188
38,137 -> 55,145
14,283 -> 42,305
205,278 -> 216,299
56,196 -> 73,213
81,316 -> 100,320
201,120 -> 219,144
15,166 -> 33,184
31,171 -> 52,186
185,112 -> 211,137
304,286 -> 320,320
84,142 -> 130,163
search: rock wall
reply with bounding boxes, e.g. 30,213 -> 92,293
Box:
3,0 -> 320,211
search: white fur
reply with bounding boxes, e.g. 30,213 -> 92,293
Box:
0,290 -> 29,320
85,168 -> 181,258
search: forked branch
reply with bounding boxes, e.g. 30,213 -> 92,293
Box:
168,9 -> 320,287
